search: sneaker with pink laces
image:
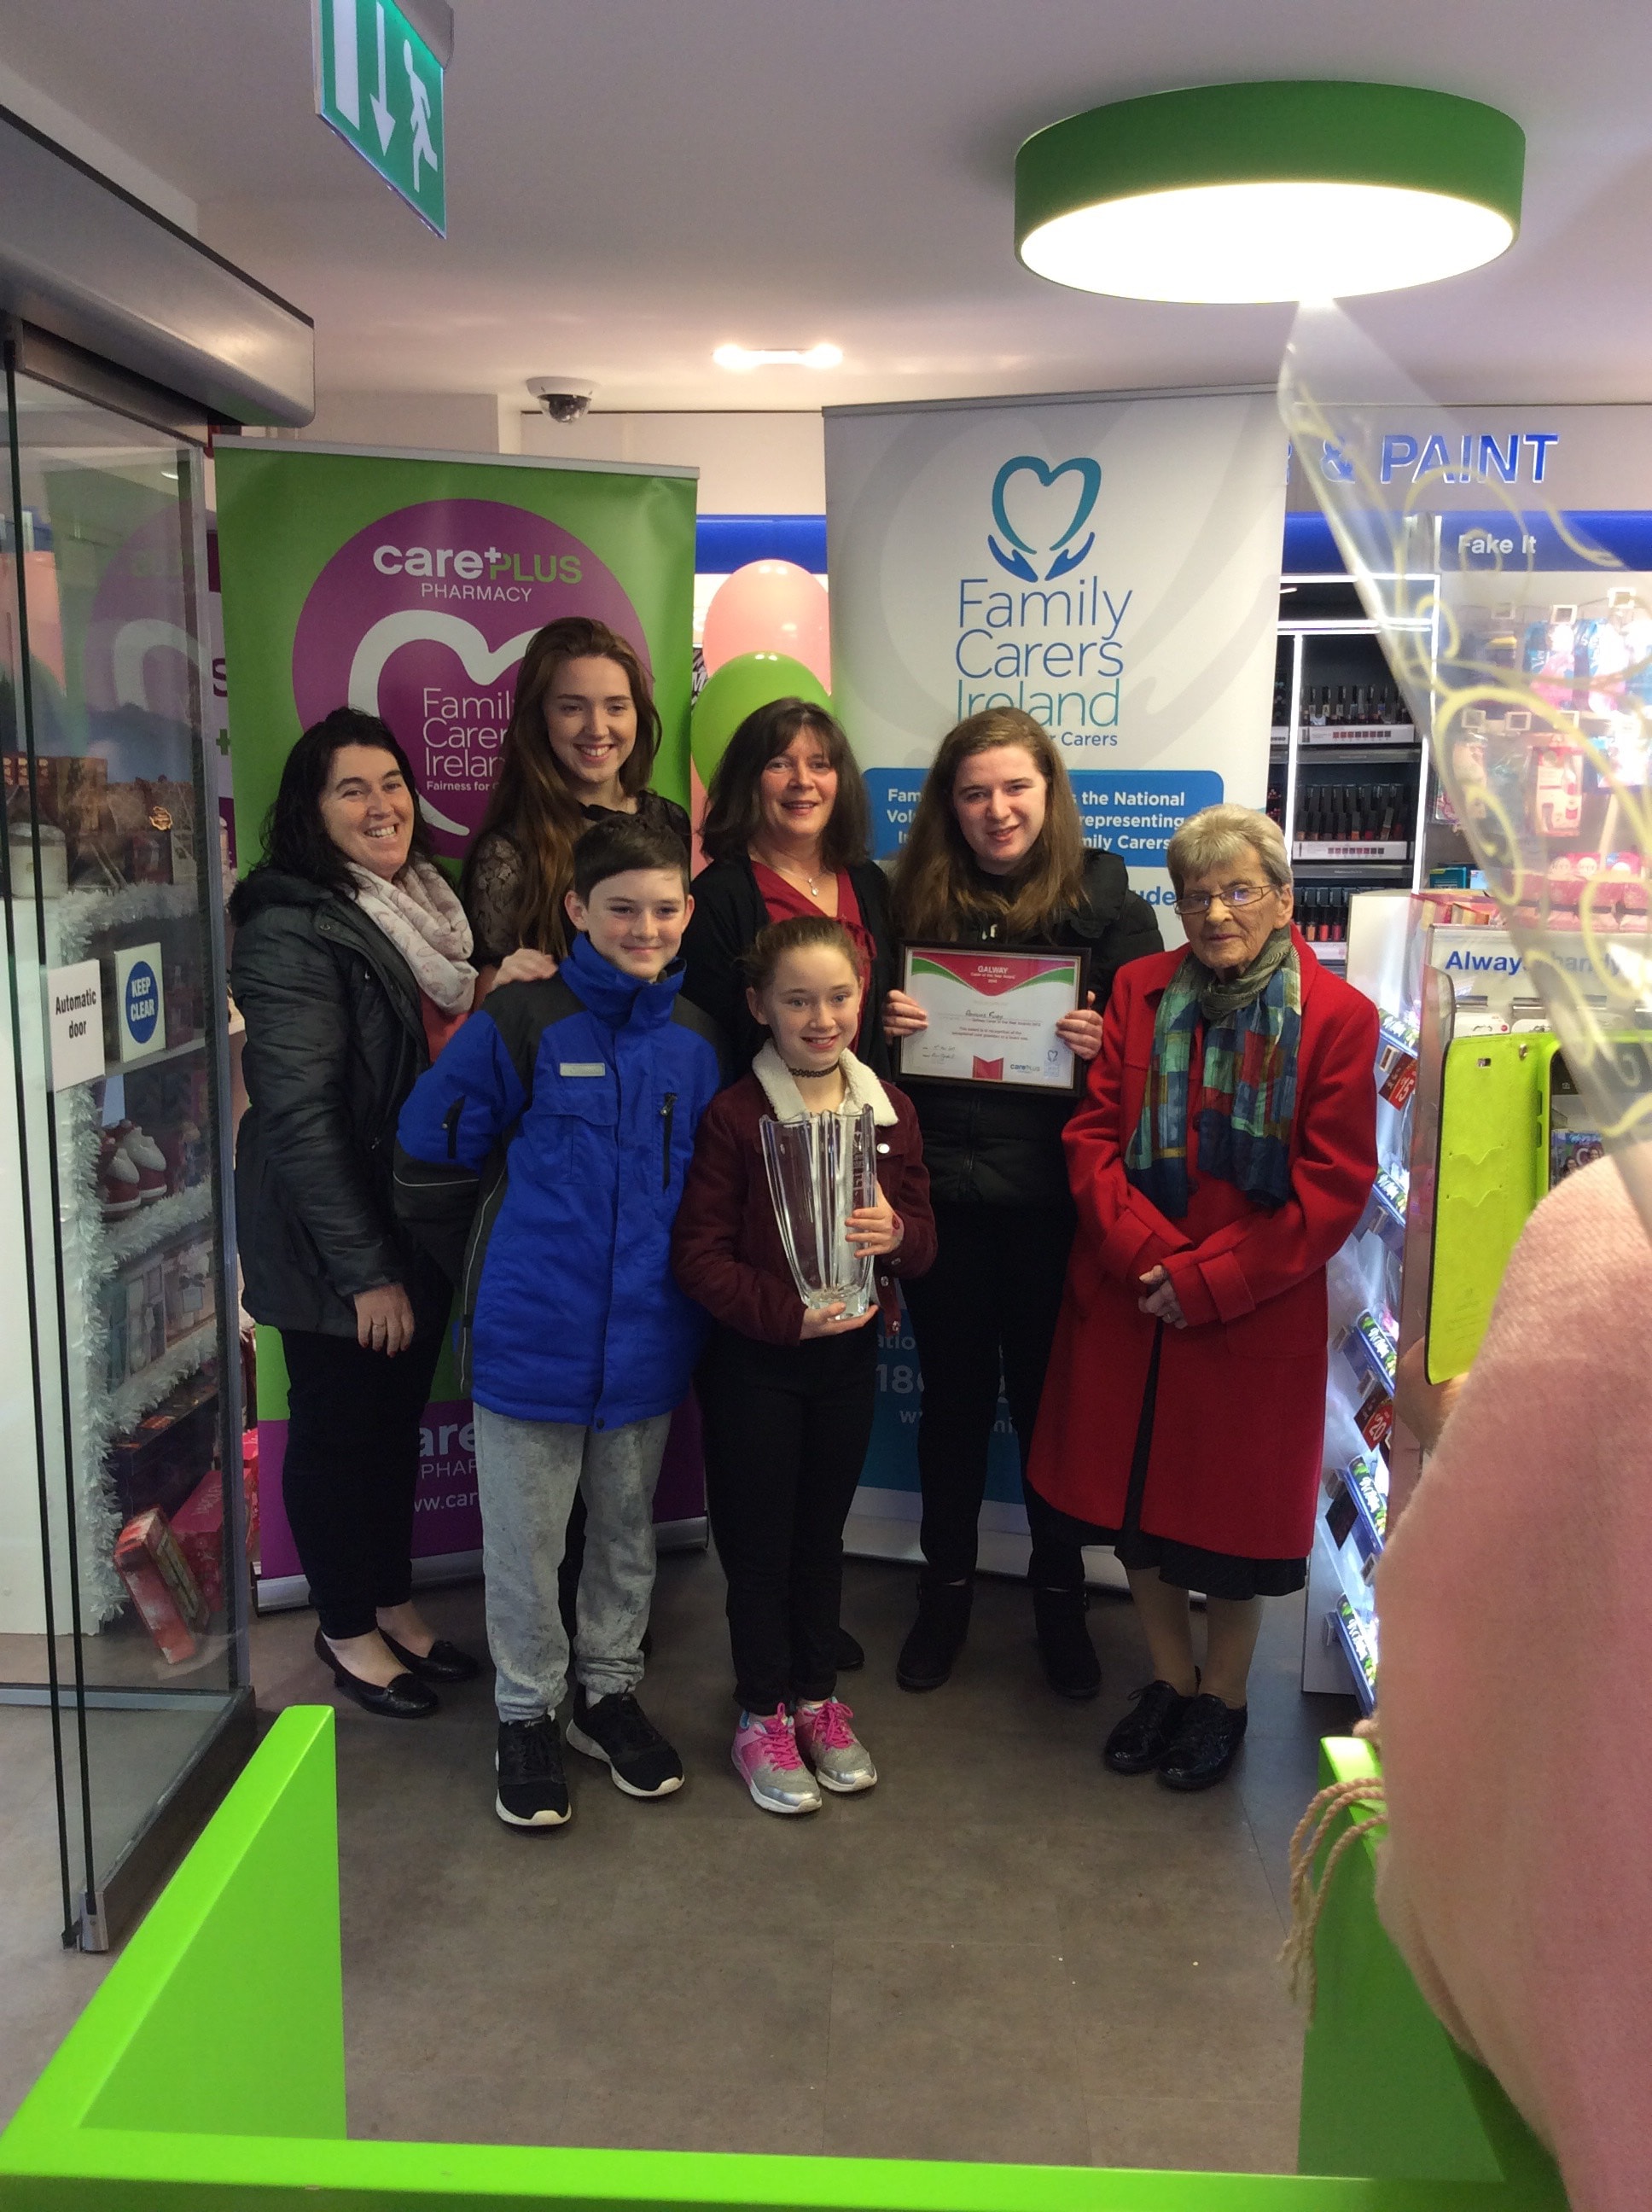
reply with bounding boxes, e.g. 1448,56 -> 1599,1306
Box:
731,1706 -> 821,1815
795,1697 -> 878,1793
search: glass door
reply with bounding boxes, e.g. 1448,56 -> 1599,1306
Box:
0,356 -> 251,1951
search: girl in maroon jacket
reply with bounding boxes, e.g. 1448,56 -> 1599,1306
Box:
673,916 -> 935,1815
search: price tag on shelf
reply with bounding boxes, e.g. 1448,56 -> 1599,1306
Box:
47,959 -> 103,1090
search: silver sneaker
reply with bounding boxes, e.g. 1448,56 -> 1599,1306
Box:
731,1706 -> 822,1814
795,1698 -> 877,1793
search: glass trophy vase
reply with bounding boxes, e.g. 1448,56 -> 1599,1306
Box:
759,1104 -> 879,1318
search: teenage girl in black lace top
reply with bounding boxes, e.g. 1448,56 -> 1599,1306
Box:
461,615 -> 689,980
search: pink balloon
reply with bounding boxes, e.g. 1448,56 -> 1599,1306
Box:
702,560 -> 830,687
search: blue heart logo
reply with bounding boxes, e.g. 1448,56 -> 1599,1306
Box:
989,455 -> 1102,582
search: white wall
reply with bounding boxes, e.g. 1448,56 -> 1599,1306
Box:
514,409 -> 824,512
288,390 -> 504,454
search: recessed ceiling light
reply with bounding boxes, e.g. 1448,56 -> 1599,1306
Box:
1015,81 -> 1524,303
713,343 -> 843,371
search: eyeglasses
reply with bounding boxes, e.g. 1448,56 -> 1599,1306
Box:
1172,882 -> 1280,918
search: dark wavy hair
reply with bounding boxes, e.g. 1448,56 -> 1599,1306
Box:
460,616 -> 660,958
230,708 -> 433,919
699,697 -> 871,870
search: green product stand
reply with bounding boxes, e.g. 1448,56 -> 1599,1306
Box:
0,1712 -> 1567,2211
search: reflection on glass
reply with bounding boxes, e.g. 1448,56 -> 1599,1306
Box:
0,371 -> 244,1943
1279,310 -> 1652,1236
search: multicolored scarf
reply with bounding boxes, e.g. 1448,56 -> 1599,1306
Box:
1125,929 -> 1301,1219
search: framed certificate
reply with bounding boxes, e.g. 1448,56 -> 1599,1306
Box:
895,945 -> 1088,1094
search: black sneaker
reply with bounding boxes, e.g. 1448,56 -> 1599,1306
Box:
1157,1692 -> 1248,1792
1102,1679 -> 1195,1773
567,1687 -> 684,1799
495,1716 -> 570,1828
896,1576 -> 972,1691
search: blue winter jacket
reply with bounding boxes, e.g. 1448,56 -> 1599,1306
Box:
393,931 -> 726,1427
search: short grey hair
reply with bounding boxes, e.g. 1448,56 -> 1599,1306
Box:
1166,804 -> 1291,894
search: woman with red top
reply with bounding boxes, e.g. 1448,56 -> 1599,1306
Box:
672,917 -> 934,1814
1027,805 -> 1378,1791
680,697 -> 897,1077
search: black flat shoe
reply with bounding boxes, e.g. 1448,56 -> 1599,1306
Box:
1157,1692 -> 1248,1791
836,1626 -> 864,1672
1032,1586 -> 1102,1700
1102,1678 -> 1195,1773
314,1627 -> 438,1718
379,1630 -> 481,1684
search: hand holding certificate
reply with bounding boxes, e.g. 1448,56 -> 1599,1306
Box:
894,946 -> 1089,1093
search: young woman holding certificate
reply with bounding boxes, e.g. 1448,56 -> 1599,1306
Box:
883,709 -> 1161,1698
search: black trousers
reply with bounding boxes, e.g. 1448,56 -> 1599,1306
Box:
280,1318 -> 445,1640
697,1323 -> 877,1714
901,1198 -> 1086,1589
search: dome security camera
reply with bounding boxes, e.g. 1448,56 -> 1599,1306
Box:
526,376 -> 594,422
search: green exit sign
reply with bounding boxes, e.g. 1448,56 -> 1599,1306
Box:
313,0 -> 446,237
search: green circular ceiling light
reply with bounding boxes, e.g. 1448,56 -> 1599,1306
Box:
1015,81 -> 1525,303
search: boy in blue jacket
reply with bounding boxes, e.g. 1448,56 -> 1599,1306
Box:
396,817 -> 724,1828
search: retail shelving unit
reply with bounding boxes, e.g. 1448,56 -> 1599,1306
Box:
1270,578 -> 1436,968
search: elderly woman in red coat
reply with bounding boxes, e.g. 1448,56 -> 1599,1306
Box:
1027,804 -> 1377,1791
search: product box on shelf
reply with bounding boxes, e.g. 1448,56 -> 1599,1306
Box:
171,1455 -> 257,1615
108,1366 -> 220,1523
113,1505 -> 209,1663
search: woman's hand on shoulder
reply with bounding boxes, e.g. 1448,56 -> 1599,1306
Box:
354,1282 -> 416,1355
882,987 -> 928,1040
493,946 -> 559,988
1056,990 -> 1104,1062
799,1298 -> 878,1341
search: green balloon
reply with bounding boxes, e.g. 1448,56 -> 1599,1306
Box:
690,652 -> 830,787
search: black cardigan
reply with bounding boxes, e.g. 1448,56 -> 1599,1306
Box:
681,851 -> 899,1080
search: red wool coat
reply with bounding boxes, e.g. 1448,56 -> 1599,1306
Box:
1027,932 -> 1378,1560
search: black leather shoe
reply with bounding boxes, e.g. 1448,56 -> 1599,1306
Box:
379,1630 -> 481,1683
1102,1678 -> 1195,1773
836,1626 -> 864,1672
314,1627 -> 438,1718
1032,1586 -> 1102,1700
1158,1692 -> 1248,1791
896,1577 -> 972,1691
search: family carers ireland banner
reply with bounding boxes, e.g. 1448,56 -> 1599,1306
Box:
824,390 -> 1286,1550
213,440 -> 697,1600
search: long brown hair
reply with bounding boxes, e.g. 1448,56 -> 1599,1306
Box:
461,616 -> 660,956
890,708 -> 1087,943
700,698 -> 871,870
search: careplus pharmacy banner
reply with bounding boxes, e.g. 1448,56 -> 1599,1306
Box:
213,440 -> 697,1597
824,389 -> 1288,923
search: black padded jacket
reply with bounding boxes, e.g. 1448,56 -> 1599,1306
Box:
680,852 -> 899,1080
904,850 -> 1164,1209
229,868 -> 449,1337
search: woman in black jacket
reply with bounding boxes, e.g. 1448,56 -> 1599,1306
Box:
883,708 -> 1162,1698
230,708 -> 487,1717
681,697 -> 897,1076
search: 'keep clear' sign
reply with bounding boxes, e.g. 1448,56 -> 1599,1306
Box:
49,960 -> 103,1090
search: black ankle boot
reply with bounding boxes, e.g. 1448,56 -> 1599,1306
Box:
896,1577 -> 972,1691
1031,1585 -> 1102,1700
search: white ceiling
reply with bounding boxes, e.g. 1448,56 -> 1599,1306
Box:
4,0 -> 1652,413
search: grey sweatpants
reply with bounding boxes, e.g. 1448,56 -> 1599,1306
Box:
473,1404 -> 671,1723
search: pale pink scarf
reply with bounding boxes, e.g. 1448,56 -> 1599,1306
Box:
1376,1156 -> 1652,2212
349,858 -> 477,1015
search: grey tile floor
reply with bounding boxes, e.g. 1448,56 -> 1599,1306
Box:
1,1551 -> 1354,2168
249,1550 -> 1356,2171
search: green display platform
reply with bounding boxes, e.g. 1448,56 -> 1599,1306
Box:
0,1711 -> 1567,2211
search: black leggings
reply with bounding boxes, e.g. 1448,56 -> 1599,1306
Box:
900,1199 -> 1086,1589
280,1318 -> 445,1640
697,1324 -> 877,1714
